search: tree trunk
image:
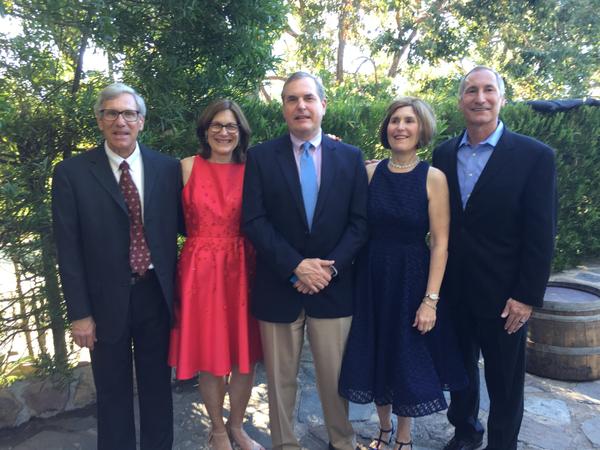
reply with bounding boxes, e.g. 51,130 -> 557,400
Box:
388,29 -> 418,78
13,260 -> 34,358
336,1 -> 351,83
108,50 -> 115,80
40,234 -> 68,367
71,33 -> 88,95
63,32 -> 88,161
259,84 -> 272,102
336,19 -> 346,82
387,0 -> 450,78
32,295 -> 48,357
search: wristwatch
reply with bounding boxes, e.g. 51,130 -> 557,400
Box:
425,293 -> 440,301
330,265 -> 338,278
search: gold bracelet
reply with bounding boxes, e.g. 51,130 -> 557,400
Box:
422,299 -> 437,311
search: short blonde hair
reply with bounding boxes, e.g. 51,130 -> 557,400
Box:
379,97 -> 436,149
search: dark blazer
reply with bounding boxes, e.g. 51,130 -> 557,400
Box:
52,144 -> 182,342
242,134 -> 368,322
432,127 -> 557,318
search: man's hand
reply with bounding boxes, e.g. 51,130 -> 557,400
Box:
293,279 -> 314,295
293,258 -> 334,294
501,298 -> 533,334
71,316 -> 97,350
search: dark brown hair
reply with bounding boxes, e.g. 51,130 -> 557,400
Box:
196,99 -> 251,163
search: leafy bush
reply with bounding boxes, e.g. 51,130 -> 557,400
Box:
0,91 -> 595,385
240,98 -> 600,271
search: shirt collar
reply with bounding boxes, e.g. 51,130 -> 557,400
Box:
290,130 -> 322,152
459,121 -> 504,149
104,141 -> 141,168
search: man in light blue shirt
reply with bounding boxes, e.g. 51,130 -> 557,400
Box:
243,72 -> 368,450
433,66 -> 557,450
456,121 -> 503,208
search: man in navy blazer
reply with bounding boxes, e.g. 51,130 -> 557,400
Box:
52,83 -> 181,450
432,67 -> 556,450
243,72 -> 368,449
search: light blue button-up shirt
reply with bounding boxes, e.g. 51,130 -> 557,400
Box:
457,121 -> 504,209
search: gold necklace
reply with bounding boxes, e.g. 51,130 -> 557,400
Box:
388,156 -> 420,170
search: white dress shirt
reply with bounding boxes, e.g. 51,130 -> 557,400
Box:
104,142 -> 145,219
105,142 -> 153,269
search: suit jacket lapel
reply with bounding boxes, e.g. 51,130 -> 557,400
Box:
275,136 -> 308,228
446,135 -> 464,216
313,135 -> 337,222
140,145 -> 158,213
466,128 -> 514,211
88,146 -> 128,214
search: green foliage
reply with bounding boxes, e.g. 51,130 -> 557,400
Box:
447,0 -> 598,98
284,0 -> 599,98
117,0 -> 288,156
0,0 -> 597,384
501,105 -> 600,270
0,355 -> 35,388
0,0 -> 288,380
241,98 -> 599,271
240,99 -> 287,144
33,352 -> 74,387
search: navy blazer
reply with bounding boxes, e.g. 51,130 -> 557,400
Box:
242,134 -> 368,322
432,128 -> 557,317
52,145 -> 182,342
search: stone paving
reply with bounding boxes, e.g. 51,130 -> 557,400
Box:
1,264 -> 599,450
1,351 -> 599,450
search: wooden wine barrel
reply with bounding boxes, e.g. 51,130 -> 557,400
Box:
526,281 -> 600,381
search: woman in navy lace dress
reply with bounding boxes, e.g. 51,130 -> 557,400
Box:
339,98 -> 466,450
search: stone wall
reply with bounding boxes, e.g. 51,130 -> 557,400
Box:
0,362 -> 95,429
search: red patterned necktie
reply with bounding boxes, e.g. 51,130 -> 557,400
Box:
119,161 -> 151,276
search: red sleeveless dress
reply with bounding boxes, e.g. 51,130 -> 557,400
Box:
168,156 -> 261,378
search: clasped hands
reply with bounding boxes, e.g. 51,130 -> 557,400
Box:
293,258 -> 334,294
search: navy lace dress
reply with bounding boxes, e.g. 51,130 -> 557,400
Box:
339,160 -> 467,417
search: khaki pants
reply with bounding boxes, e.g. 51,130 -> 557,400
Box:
259,311 -> 355,450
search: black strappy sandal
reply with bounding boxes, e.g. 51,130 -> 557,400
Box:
395,440 -> 412,450
368,426 -> 394,449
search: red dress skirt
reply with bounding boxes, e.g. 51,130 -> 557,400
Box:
168,156 -> 262,378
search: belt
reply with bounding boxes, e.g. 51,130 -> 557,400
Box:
131,268 -> 155,285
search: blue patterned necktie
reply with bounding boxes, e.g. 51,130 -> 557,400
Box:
300,141 -> 318,230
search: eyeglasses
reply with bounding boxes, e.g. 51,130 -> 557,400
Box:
208,122 -> 239,133
100,109 -> 141,122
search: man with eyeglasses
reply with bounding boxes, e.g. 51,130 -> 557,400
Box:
242,72 -> 368,449
52,83 -> 181,450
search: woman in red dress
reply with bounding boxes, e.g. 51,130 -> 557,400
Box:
169,99 -> 263,450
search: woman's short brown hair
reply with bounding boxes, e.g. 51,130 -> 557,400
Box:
196,99 -> 251,163
379,97 -> 436,149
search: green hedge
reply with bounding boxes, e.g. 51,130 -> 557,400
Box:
239,98 -> 600,271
